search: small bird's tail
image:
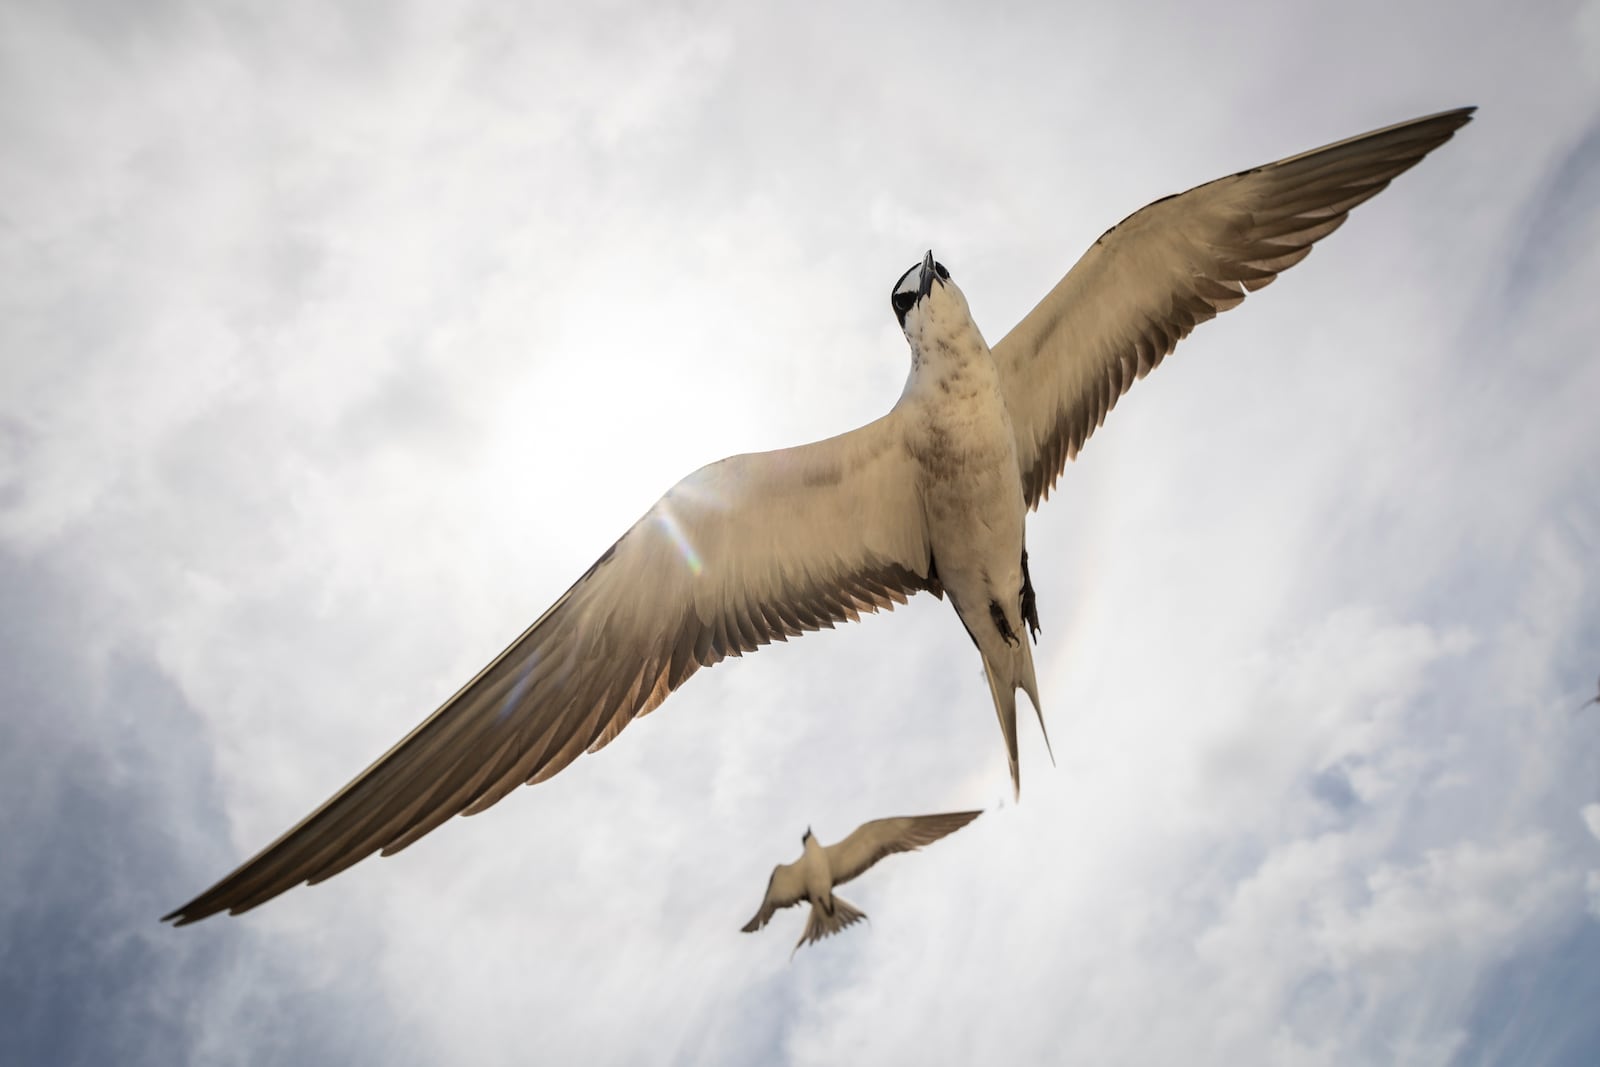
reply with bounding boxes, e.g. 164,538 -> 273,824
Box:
792,896 -> 868,957
981,636 -> 1052,799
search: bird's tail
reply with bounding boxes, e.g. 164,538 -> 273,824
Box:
792,896 -> 868,957
981,636 -> 1052,799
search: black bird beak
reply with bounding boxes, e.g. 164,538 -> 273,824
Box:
917,249 -> 936,301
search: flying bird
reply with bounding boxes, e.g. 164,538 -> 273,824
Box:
741,811 -> 983,954
165,107 -> 1474,925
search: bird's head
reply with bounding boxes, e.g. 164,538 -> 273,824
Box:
891,249 -> 975,349
801,827 -> 814,845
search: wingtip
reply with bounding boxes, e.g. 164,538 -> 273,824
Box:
1412,105 -> 1477,137
163,890 -> 251,927
162,907 -> 213,928
160,902 -> 198,926
1406,105 -> 1476,126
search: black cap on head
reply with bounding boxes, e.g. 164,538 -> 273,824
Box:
891,250 -> 951,328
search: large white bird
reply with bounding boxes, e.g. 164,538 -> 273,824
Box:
741,811 -> 984,954
166,107 -> 1473,925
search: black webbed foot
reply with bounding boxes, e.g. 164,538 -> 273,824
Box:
1020,549 -> 1041,641
990,599 -> 1020,647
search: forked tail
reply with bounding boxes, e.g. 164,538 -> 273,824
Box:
981,636 -> 1052,799
792,896 -> 868,957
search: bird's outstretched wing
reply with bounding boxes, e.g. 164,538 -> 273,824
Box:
741,861 -> 807,933
166,411 -> 935,924
825,810 -> 983,887
991,107 -> 1475,508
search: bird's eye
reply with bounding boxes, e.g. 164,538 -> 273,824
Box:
892,290 -> 916,315
934,261 -> 950,281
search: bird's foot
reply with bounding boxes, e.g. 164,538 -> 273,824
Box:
990,600 -> 1020,647
1020,550 -> 1040,642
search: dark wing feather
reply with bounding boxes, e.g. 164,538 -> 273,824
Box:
825,810 -> 983,887
991,107 -> 1475,508
741,861 -> 807,933
166,411 -> 933,924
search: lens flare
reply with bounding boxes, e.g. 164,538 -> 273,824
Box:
654,501 -> 704,577
498,649 -> 541,720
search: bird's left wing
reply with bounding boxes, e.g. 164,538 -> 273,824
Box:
990,107 -> 1474,508
741,861 -> 807,933
166,409 -> 934,924
825,810 -> 983,887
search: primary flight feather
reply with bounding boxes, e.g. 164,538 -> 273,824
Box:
166,107 -> 1473,924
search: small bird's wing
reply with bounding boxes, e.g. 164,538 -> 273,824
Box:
825,810 -> 983,887
166,410 -> 935,924
991,107 -> 1475,508
741,860 -> 807,933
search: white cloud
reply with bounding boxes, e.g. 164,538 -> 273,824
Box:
3,0 -> 1598,1064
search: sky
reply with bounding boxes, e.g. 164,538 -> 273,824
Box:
2,0 -> 1599,1064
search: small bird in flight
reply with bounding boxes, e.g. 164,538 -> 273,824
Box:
741,811 -> 983,955
165,107 -> 1473,925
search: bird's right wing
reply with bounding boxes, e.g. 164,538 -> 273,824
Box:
825,810 -> 983,886
166,408 -> 936,925
742,861 -> 807,933
991,107 -> 1474,508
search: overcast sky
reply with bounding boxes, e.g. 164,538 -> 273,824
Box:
3,1 -> 1599,1064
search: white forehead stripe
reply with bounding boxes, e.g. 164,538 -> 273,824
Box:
893,264 -> 922,297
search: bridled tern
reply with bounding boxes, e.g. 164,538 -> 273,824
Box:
165,107 -> 1474,924
742,811 -> 983,954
